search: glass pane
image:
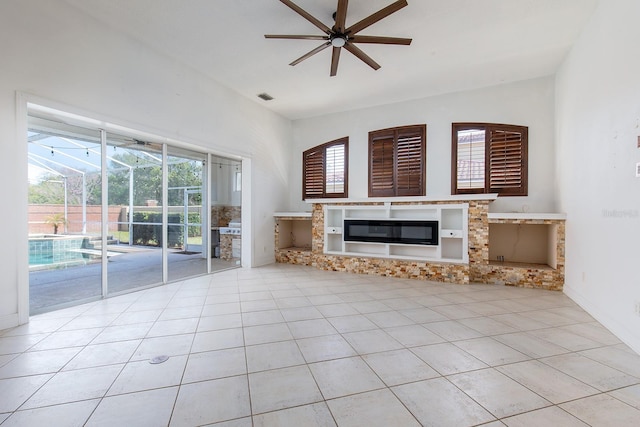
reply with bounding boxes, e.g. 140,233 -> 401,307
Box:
27,116 -> 103,313
167,146 -> 207,282
457,129 -> 485,190
325,143 -> 345,194
211,156 -> 242,272
106,133 -> 163,292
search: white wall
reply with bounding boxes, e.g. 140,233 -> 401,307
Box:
556,0 -> 640,352
0,0 -> 291,329
289,77 -> 557,214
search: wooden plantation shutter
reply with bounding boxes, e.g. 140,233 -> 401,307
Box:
451,123 -> 527,196
488,127 -> 527,195
369,132 -> 395,197
302,137 -> 348,200
303,147 -> 324,199
369,125 -> 426,197
396,128 -> 425,196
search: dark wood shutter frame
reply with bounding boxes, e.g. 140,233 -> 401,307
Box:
369,125 -> 426,197
303,147 -> 325,199
451,123 -> 527,196
488,127 -> 527,195
396,127 -> 425,196
369,132 -> 396,197
302,137 -> 349,200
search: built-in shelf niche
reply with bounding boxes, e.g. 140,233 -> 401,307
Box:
324,203 -> 468,263
488,222 -> 558,269
275,214 -> 312,251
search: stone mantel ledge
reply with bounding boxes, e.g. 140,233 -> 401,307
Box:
488,213 -> 566,221
305,194 -> 499,204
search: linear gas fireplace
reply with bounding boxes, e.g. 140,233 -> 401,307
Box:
344,219 -> 439,245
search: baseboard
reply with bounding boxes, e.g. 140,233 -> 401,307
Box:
251,254 -> 276,268
0,313 -> 19,332
564,285 -> 640,355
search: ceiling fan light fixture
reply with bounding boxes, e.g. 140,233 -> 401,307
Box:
330,35 -> 346,47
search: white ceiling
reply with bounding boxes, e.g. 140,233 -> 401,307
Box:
62,0 -> 597,120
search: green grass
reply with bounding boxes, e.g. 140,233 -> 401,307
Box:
109,230 -> 202,245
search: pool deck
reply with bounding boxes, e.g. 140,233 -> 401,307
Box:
29,245 -> 239,314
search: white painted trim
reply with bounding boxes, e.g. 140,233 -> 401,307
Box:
242,157 -> 252,268
16,92 -> 30,326
0,314 -> 19,331
18,92 -> 256,321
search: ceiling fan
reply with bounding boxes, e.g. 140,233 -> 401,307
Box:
265,0 -> 412,76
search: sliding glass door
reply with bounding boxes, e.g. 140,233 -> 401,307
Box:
106,133 -> 163,294
27,117 -> 103,313
167,146 -> 208,282
210,155 -> 242,272
26,108 -> 242,314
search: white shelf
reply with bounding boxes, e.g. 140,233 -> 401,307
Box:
441,229 -> 463,238
488,213 -> 566,221
273,212 -> 312,218
324,203 -> 469,264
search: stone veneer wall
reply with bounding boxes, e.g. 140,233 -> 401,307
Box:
211,205 -> 241,227
308,201 -> 491,285
220,234 -> 235,261
275,201 -> 565,290
214,205 -> 242,261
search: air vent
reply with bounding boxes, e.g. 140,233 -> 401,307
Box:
257,93 -> 274,101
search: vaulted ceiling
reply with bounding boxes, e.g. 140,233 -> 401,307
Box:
62,0 -> 597,120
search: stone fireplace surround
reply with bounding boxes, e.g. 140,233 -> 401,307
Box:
275,195 -> 565,291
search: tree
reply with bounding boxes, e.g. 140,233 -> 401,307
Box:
29,151 -> 204,207
28,172 -> 102,206
107,153 -> 203,206
29,175 -> 65,204
44,213 -> 67,234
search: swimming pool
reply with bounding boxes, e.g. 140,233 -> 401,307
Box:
29,235 -> 87,268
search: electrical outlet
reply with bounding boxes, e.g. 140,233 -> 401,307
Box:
635,301 -> 640,316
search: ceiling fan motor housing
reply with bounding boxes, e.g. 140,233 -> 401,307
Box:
265,0 -> 412,76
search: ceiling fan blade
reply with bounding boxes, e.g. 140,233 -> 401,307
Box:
280,0 -> 331,35
289,41 -> 331,66
265,34 -> 329,41
346,0 -> 408,35
344,43 -> 381,70
334,0 -> 349,33
330,46 -> 341,76
349,35 -> 412,45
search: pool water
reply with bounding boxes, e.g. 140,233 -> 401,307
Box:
29,251 -> 85,266
28,235 -> 87,267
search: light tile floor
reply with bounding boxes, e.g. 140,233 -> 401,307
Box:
2,264 -> 640,426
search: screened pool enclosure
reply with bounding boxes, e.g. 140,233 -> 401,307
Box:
27,110 -> 243,314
